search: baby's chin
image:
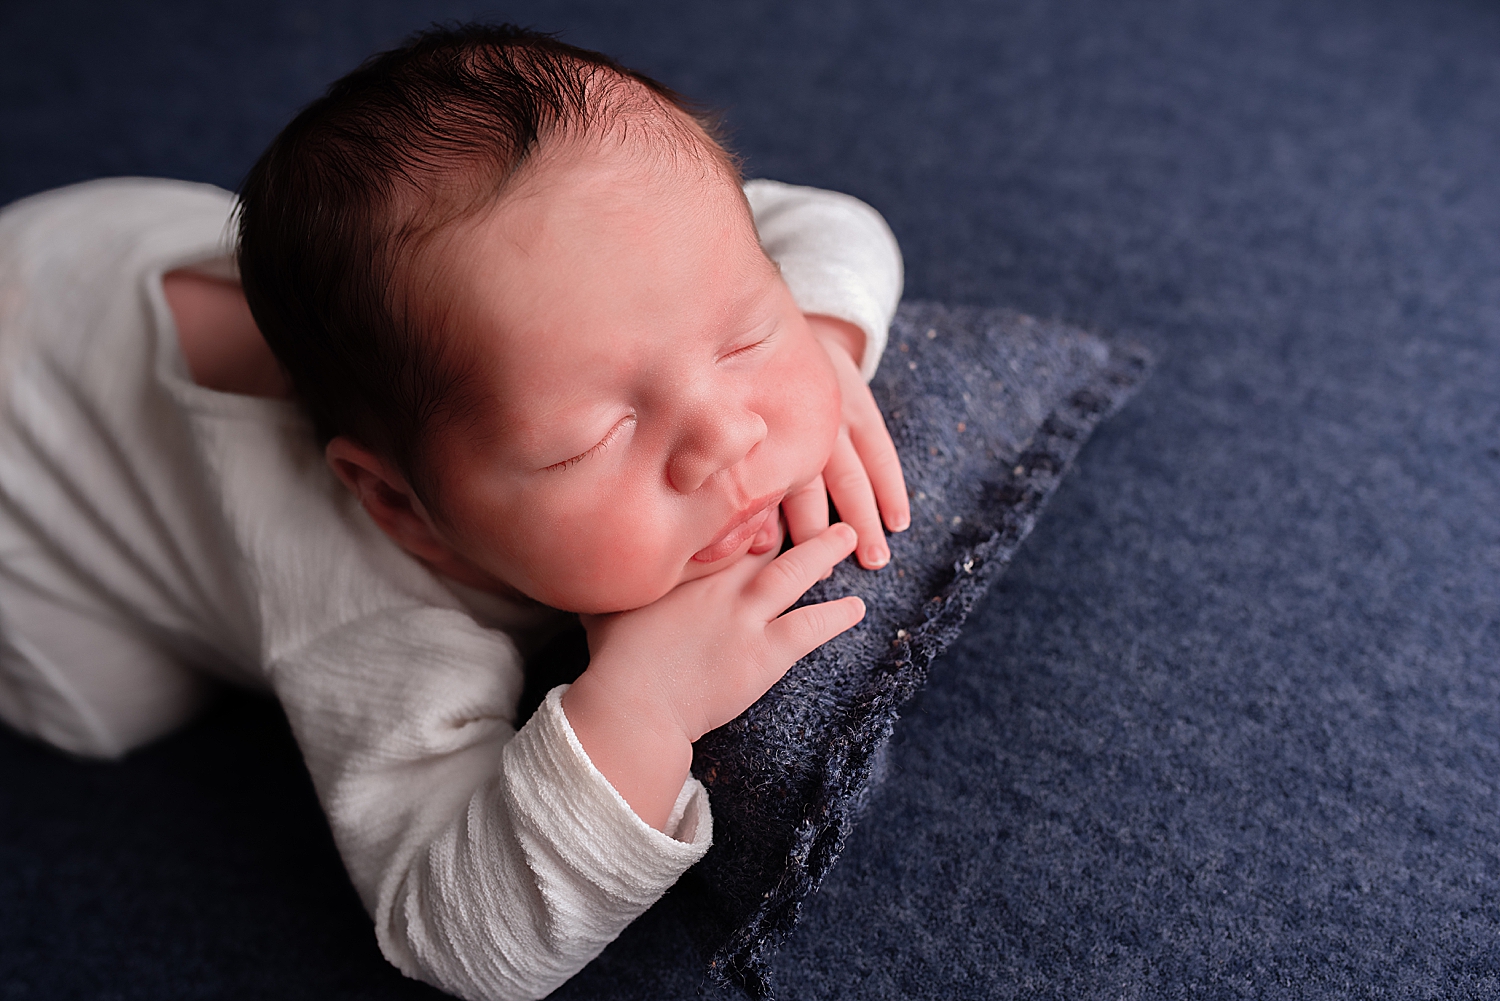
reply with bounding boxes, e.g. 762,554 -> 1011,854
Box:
521,549 -> 739,614
516,509 -> 787,614
553,532 -> 772,614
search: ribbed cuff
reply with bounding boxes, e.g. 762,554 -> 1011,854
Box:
777,258 -> 891,381
743,177 -> 903,383
502,685 -> 712,902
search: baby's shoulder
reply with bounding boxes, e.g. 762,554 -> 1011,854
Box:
1,177 -> 235,264
0,178 -> 238,378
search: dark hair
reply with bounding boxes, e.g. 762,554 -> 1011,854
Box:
236,23 -> 734,494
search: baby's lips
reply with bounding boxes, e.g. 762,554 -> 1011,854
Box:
693,501 -> 779,563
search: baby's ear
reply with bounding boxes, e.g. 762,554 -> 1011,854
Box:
324,437 -> 452,565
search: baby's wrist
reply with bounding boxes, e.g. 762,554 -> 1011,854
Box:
806,313 -> 866,367
560,672 -> 694,831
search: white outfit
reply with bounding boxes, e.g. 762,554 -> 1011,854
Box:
0,176 -> 902,1001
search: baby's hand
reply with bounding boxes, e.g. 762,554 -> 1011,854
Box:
783,315 -> 911,569
560,523 -> 863,830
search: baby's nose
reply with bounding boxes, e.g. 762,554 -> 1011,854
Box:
666,404 -> 768,494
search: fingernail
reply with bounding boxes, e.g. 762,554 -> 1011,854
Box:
893,516 -> 911,532
864,546 -> 889,568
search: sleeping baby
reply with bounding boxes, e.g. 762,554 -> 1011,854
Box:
0,23 -> 907,1001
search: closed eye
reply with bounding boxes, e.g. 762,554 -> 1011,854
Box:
722,330 -> 776,361
543,414 -> 636,472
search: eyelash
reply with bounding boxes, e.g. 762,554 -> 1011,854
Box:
725,333 -> 774,360
541,331 -> 771,473
544,414 -> 636,472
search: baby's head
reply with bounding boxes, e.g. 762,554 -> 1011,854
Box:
237,24 -> 841,614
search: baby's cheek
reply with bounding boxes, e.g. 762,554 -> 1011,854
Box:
793,361 -> 843,472
539,504 -> 683,612
765,353 -> 837,466
817,374 -> 842,447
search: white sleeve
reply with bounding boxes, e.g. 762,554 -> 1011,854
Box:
269,608 -> 711,1001
744,178 -> 904,381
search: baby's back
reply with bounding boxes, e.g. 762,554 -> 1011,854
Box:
0,178 -> 257,672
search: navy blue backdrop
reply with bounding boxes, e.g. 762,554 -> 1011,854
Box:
2,1 -> 1498,998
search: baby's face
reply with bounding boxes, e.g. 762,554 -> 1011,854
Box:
417,141 -> 841,613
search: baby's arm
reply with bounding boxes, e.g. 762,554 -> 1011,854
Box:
163,266 -> 289,397
270,607 -> 711,1001
744,180 -> 911,567
272,524 -> 862,1001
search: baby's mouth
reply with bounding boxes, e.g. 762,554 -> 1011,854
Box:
692,495 -> 782,564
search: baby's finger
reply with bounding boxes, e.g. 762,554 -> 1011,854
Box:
849,413 -> 910,533
824,432 -> 888,569
748,508 -> 784,555
781,476 -> 829,547
746,522 -> 857,617
765,595 -> 866,665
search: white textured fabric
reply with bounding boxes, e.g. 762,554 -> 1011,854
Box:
745,178 -> 904,380
0,176 -> 901,1000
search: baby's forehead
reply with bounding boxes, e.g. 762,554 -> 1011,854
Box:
414,96 -> 746,261
404,106 -> 768,415
438,119 -> 759,280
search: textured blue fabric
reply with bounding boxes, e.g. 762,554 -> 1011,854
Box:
680,304 -> 1148,996
3,1 -> 1499,999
